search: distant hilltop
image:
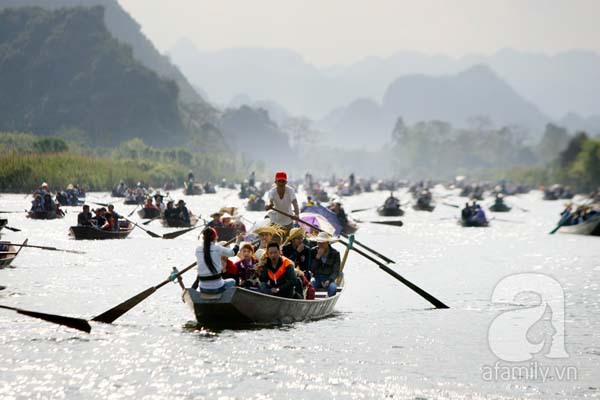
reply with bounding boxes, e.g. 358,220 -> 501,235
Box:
0,6 -> 186,146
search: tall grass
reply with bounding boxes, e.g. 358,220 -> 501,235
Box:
0,151 -> 186,192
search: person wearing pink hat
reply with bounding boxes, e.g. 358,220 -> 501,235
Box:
265,171 -> 299,232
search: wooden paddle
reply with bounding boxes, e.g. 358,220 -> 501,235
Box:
336,234 -> 354,285
350,207 -> 375,214
162,225 -> 202,239
127,204 -> 140,217
92,261 -> 198,324
142,216 -> 160,225
442,202 -> 460,208
0,305 -> 91,333
3,225 -> 21,232
122,216 -> 161,238
271,207 -> 448,309
0,242 -> 85,254
357,220 -> 404,227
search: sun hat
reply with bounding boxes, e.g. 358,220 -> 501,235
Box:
313,231 -> 339,243
284,227 -> 305,244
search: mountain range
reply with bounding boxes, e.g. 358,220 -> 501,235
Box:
169,42 -> 600,140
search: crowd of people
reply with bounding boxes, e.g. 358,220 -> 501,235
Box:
461,201 -> 488,225
558,204 -> 599,226
187,171 -> 343,300
77,204 -> 123,231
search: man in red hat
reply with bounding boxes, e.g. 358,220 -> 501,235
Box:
266,171 -> 299,232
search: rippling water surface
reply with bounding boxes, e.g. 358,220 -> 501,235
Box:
1,188 -> 599,399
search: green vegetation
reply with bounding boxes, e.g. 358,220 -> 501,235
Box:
0,132 -> 262,193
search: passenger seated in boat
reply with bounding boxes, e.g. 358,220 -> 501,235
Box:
31,195 -> 45,212
144,197 -> 157,210
233,215 -> 247,233
103,212 -> 116,231
472,204 -> 488,224
295,268 -> 315,300
220,213 -> 236,228
154,195 -> 166,212
259,242 -> 301,299
384,193 -> 400,209
77,205 -> 93,226
175,200 -> 191,225
107,204 -> 122,220
92,208 -> 110,230
461,203 -> 472,220
235,243 -> 260,288
208,212 -> 224,228
194,227 -> 237,293
221,255 -> 239,285
329,201 -> 349,227
282,227 -> 314,280
163,201 -> 177,220
43,194 -> 54,212
252,225 -> 284,251
311,232 -> 340,297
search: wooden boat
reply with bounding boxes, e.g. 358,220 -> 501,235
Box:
377,206 -> 404,217
161,214 -> 199,228
69,221 -> 134,240
412,201 -> 435,212
137,207 -> 161,219
124,198 -> 143,205
558,215 -> 600,236
489,203 -> 511,212
0,239 -> 27,268
183,182 -> 203,196
0,219 -> 6,232
182,285 -> 343,325
27,210 -> 63,220
214,226 -> 238,242
459,218 -> 489,227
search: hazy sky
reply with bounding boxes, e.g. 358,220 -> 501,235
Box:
118,0 -> 600,66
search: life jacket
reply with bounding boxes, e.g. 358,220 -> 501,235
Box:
268,257 -> 293,284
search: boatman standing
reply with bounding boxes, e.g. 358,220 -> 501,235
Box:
265,171 -> 299,233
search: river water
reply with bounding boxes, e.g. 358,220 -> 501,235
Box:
0,188 -> 598,399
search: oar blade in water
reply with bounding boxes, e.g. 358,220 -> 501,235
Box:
0,305 -> 91,333
4,226 -> 21,232
367,220 -> 404,227
91,287 -> 156,324
162,226 -> 199,239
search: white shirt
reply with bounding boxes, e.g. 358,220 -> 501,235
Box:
267,185 -> 297,226
195,242 -> 235,289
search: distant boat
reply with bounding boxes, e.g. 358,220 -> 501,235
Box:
558,216 -> 600,236
0,239 -> 27,268
69,221 -> 134,240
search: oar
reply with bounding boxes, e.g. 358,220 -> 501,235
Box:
274,208 -> 396,264
549,216 -> 569,235
162,225 -> 202,239
0,211 -> 26,214
0,305 -> 91,333
442,202 -> 460,208
91,202 -> 110,207
272,208 -> 448,308
490,217 -> 524,224
127,204 -> 139,218
142,216 -> 160,225
1,242 -> 85,254
91,261 -> 198,324
122,217 -> 161,238
356,220 -> 404,227
3,226 -> 21,232
350,207 -> 375,214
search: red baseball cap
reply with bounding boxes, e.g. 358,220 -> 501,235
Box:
275,171 -> 287,182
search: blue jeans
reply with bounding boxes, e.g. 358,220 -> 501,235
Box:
312,275 -> 337,297
200,278 -> 236,294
